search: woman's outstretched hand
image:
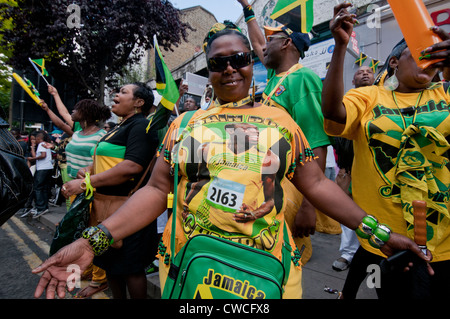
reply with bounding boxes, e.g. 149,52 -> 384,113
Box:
32,239 -> 94,299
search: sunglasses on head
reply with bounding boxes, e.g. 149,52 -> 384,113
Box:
207,52 -> 252,72
266,34 -> 289,42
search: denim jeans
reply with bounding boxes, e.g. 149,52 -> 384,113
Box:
33,169 -> 52,211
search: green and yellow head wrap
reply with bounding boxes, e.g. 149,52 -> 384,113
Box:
202,20 -> 243,53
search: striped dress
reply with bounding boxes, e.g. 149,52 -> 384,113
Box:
65,129 -> 106,179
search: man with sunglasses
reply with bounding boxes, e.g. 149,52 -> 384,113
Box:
237,0 -> 338,262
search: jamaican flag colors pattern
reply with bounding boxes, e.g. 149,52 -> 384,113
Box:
12,73 -> 41,105
30,58 -> 49,76
146,35 -> 180,133
270,0 -> 314,33
325,84 -> 450,260
157,105 -> 315,270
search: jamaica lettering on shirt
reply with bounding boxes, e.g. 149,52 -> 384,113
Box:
325,84 -> 450,260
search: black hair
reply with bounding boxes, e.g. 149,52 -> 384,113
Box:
132,82 -> 155,116
74,99 -> 111,125
374,38 -> 408,85
35,130 -> 51,142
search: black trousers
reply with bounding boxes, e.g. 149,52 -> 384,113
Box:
342,246 -> 450,299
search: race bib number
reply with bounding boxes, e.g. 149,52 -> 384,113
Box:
206,178 -> 245,213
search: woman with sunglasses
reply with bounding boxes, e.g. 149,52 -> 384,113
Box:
32,22 -> 429,300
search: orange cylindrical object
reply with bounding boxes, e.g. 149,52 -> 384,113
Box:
387,0 -> 444,69
413,200 -> 427,247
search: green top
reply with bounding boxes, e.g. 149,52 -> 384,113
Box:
263,64 -> 332,149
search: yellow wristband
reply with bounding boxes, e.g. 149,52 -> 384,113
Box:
83,172 -> 94,199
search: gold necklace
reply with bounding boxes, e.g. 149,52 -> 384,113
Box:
103,115 -> 132,140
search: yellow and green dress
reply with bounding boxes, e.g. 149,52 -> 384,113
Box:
157,104 -> 316,298
92,113 -> 161,275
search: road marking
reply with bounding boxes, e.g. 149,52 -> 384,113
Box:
1,221 -> 43,270
10,216 -> 51,255
2,217 -> 109,299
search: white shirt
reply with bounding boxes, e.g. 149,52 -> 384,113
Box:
36,142 -> 53,170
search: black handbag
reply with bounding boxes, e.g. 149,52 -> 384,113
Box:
0,116 -> 33,226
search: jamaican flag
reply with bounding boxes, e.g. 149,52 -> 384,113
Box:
355,52 -> 367,66
270,0 -> 314,33
369,59 -> 380,73
146,35 -> 180,133
31,58 -> 49,76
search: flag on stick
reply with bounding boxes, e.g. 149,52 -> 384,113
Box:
270,0 -> 314,33
146,35 -> 180,133
29,58 -> 50,85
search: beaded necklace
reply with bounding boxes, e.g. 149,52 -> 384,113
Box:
211,95 -> 253,108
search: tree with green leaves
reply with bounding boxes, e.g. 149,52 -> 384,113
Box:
0,0 -> 14,119
0,0 -> 190,103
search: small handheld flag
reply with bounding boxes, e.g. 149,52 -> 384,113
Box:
146,35 -> 180,133
270,0 -> 314,33
29,58 -> 50,85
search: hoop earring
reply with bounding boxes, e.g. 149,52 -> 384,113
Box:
251,78 -> 256,105
384,68 -> 399,91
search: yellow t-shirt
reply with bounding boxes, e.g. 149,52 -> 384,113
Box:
324,84 -> 450,261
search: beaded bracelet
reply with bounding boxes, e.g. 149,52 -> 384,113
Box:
355,215 -> 391,249
82,225 -> 113,256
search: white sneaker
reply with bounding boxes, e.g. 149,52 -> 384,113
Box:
20,208 -> 36,218
32,209 -> 49,219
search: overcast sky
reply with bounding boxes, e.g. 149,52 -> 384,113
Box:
172,0 -> 243,23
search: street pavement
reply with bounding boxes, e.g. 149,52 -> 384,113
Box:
36,203 -> 377,299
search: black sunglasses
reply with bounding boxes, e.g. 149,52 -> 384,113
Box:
207,52 -> 252,72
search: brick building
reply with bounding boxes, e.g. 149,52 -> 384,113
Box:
147,5 -> 217,82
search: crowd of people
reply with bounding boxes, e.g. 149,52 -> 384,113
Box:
8,2 -> 449,300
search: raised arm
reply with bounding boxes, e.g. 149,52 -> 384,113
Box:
48,85 -> 74,128
237,0 -> 266,64
321,3 -> 357,124
39,100 -> 73,136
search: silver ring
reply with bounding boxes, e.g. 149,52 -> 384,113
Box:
334,15 -> 342,21
62,186 -> 66,191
